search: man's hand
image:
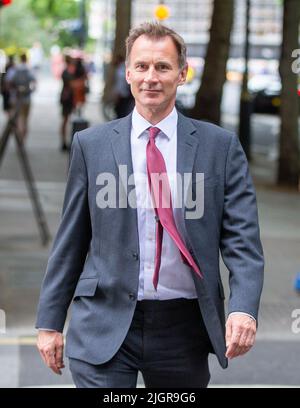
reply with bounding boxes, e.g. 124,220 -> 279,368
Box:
225,314 -> 256,359
37,330 -> 65,375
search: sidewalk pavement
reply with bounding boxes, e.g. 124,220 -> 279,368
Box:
0,73 -> 300,387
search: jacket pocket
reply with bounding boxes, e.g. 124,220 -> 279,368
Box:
73,277 -> 99,300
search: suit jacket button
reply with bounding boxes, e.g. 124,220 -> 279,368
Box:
132,252 -> 139,260
129,293 -> 136,300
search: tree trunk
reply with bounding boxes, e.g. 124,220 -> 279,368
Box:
278,0 -> 300,187
102,0 -> 131,106
191,0 -> 234,125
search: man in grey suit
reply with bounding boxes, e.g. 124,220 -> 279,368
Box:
36,22 -> 264,388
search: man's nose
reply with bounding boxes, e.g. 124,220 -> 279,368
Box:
144,66 -> 158,83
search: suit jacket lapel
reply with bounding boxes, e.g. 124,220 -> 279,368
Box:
177,113 -> 199,208
177,113 -> 199,178
109,113 -> 139,252
110,114 -> 138,205
110,113 -> 134,179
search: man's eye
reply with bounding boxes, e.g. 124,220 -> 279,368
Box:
136,64 -> 146,70
158,65 -> 169,71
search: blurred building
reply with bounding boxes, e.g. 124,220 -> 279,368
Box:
88,0 -> 284,72
132,0 -> 283,59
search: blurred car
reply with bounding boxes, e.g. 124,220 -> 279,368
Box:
249,75 -> 282,114
249,74 -> 300,115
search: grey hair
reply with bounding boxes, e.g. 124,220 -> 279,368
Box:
125,21 -> 187,70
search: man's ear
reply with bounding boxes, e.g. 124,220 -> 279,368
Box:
178,64 -> 188,87
126,67 -> 131,84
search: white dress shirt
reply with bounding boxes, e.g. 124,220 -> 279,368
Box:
131,107 -> 197,300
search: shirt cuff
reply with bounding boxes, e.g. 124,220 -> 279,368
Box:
38,328 -> 58,332
228,312 -> 256,322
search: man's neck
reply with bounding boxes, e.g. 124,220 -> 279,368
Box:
135,104 -> 175,125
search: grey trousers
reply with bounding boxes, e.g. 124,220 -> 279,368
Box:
69,298 -> 212,388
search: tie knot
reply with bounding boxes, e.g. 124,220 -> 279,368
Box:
149,127 -> 160,140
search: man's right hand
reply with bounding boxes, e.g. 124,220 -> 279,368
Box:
37,330 -> 65,375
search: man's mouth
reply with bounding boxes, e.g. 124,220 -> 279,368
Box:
141,89 -> 162,93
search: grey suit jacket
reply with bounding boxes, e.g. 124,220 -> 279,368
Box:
36,112 -> 264,369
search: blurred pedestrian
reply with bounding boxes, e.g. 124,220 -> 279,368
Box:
71,58 -> 88,116
59,55 -> 75,152
50,45 -> 64,80
112,54 -> 134,118
29,41 -> 44,76
7,54 -> 36,142
0,55 -> 15,118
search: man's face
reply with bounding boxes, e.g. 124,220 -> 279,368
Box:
126,35 -> 187,115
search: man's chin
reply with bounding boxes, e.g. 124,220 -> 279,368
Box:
142,95 -> 163,105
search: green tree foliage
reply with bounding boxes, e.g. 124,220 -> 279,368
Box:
28,0 -> 82,47
0,0 -> 47,51
0,0 -> 83,51
28,0 -> 78,29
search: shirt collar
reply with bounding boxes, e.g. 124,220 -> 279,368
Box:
132,106 -> 178,140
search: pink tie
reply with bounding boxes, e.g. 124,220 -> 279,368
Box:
146,126 -> 203,290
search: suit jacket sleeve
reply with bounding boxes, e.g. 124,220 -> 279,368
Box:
220,133 -> 264,320
36,132 -> 92,332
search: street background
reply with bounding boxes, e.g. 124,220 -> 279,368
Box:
1,0 -> 300,388
0,71 -> 299,387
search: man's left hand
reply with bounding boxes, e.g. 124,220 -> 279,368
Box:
225,314 -> 256,359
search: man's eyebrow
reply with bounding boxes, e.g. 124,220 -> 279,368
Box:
155,61 -> 172,66
134,60 -> 147,65
133,60 -> 172,66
